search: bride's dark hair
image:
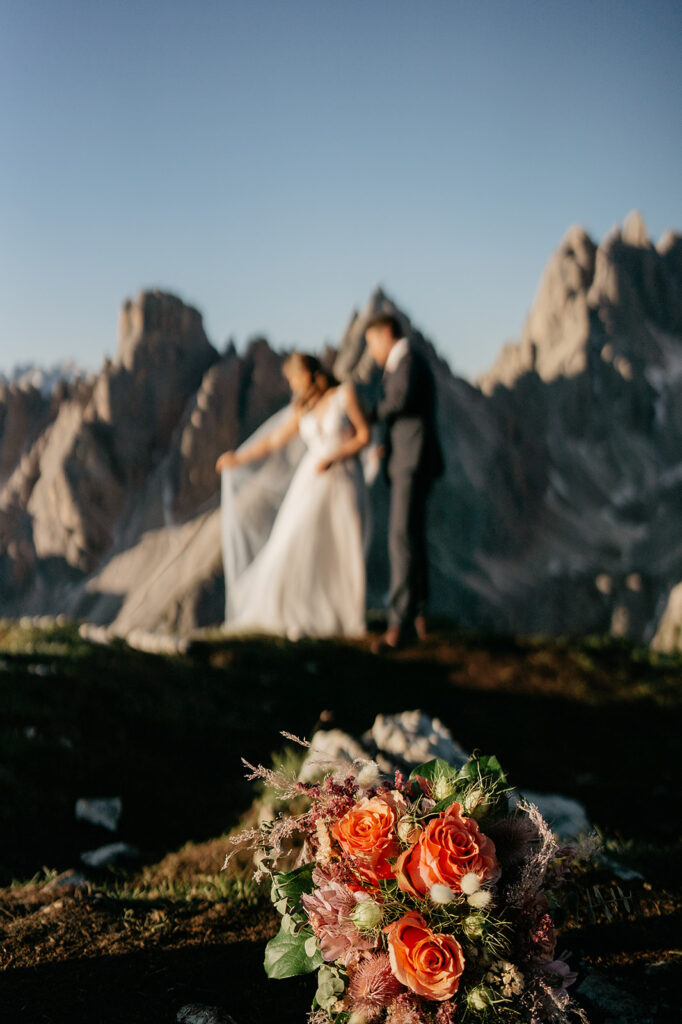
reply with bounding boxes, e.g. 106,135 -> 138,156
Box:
283,352 -> 340,411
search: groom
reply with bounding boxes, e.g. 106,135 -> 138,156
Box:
365,313 -> 444,651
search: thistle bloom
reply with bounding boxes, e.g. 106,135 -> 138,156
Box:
347,952 -> 403,1021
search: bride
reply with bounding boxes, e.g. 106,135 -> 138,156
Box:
215,353 -> 371,639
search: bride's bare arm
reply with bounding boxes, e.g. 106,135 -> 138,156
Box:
317,384 -> 370,473
215,412 -> 300,472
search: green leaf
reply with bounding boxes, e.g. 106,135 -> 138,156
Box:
408,758 -> 455,782
458,755 -> 507,786
264,925 -> 323,979
430,792 -> 462,815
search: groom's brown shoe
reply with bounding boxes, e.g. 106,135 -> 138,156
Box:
371,626 -> 402,654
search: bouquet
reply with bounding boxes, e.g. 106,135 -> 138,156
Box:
229,736 -> 593,1023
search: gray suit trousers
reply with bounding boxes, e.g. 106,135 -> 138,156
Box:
388,469 -> 431,631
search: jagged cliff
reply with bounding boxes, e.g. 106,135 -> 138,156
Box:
1,214 -> 681,646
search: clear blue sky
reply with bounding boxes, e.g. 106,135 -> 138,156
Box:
1,0 -> 680,380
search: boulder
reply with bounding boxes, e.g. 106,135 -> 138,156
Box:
75,797 -> 122,833
80,842 -> 140,868
177,1006 -> 237,1024
300,713 -> 593,842
651,581 -> 682,653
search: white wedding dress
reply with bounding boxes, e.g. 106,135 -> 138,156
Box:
221,384 -> 367,639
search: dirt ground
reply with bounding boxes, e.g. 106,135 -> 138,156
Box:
1,623 -> 680,1022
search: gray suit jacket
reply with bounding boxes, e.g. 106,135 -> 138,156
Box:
374,343 -> 444,480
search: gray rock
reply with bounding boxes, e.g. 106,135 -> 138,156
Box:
75,797 -> 122,833
651,580 -> 682,653
300,712 -> 468,782
577,972 -> 654,1024
176,1005 -> 237,1024
298,728 -> 370,782
80,841 -> 139,868
364,711 -> 469,769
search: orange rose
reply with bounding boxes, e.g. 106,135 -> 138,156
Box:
385,912 -> 465,1001
332,796 -> 401,884
395,802 -> 499,898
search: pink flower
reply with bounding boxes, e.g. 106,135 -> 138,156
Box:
385,992 -> 429,1023
302,868 -> 379,966
347,953 -> 404,1021
542,954 -> 578,989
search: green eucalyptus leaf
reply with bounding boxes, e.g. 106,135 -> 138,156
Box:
264,925 -> 323,979
281,913 -> 296,934
315,964 -> 346,1010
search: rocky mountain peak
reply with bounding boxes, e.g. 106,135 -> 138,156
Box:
478,213 -> 682,394
117,290 -> 214,373
621,209 -> 651,248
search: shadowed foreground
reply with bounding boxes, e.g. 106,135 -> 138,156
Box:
0,621 -> 680,1022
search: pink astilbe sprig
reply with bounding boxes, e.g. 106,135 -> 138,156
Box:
385,992 -> 429,1023
347,952 -> 403,1020
433,1003 -> 458,1023
300,772 -> 360,833
517,891 -> 558,965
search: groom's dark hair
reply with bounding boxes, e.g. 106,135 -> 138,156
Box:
365,312 -> 403,340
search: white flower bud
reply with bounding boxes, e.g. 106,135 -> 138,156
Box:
351,898 -> 383,930
432,775 -> 456,802
429,883 -> 456,905
459,871 -> 481,895
467,986 -> 492,1011
467,889 -> 492,910
463,786 -> 484,813
349,1013 -> 368,1024
397,817 -> 420,844
461,912 -> 486,940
